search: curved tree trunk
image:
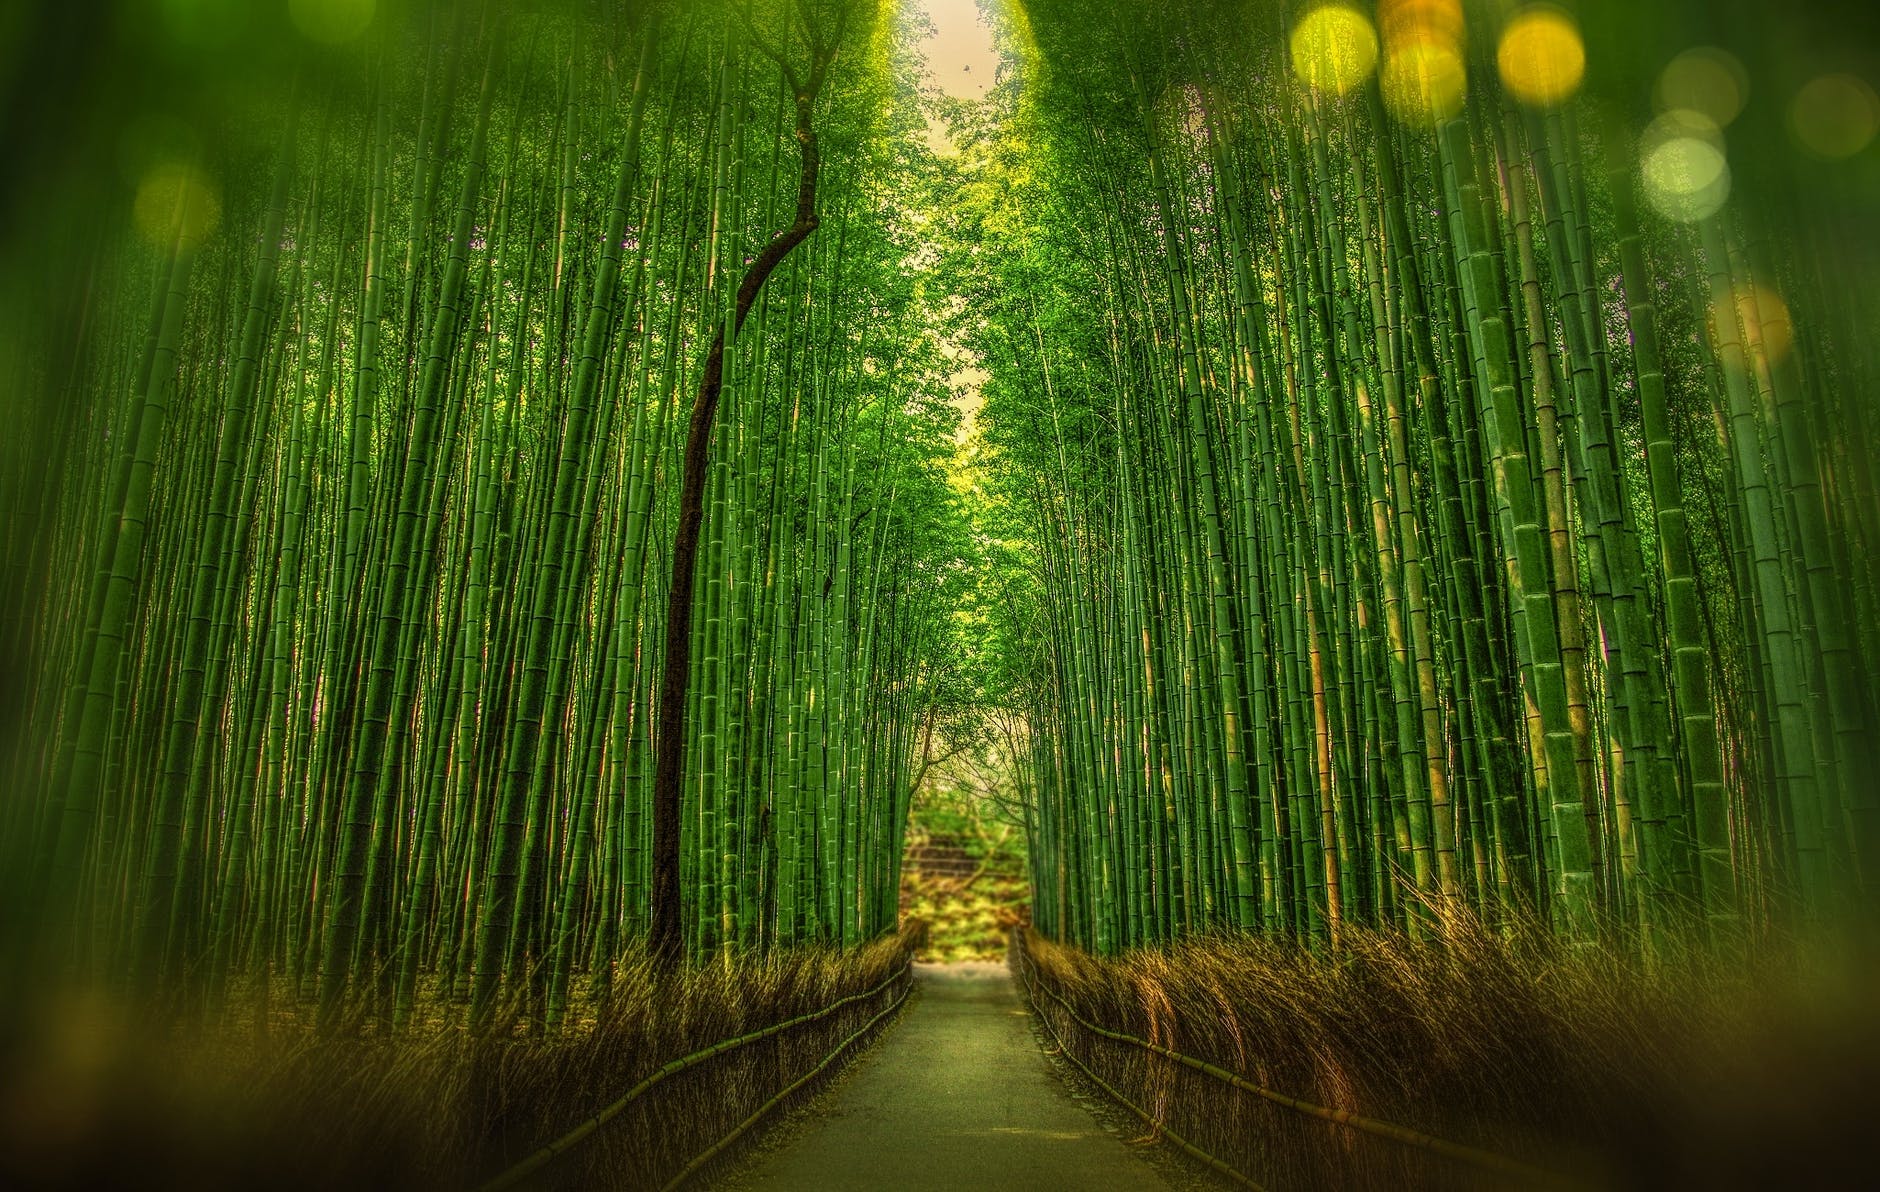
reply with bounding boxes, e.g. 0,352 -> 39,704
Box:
650,10 -> 846,967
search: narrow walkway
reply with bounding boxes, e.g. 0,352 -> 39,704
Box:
723,962 -> 1174,1191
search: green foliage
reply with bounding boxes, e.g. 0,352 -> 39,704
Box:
900,740 -> 1029,963
4,0 -> 979,1029
951,0 -> 1880,955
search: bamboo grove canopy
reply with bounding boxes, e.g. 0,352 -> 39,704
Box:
0,0 -> 1878,1036
4,0 -> 975,1027
958,0 -> 1880,953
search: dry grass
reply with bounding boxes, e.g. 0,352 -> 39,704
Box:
1019,908 -> 1880,1190
0,926 -> 916,1190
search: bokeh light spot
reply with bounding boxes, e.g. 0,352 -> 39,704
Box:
1734,284 -> 1793,366
1290,5 -> 1379,98
1656,47 -> 1748,128
133,162 -> 222,250
1498,8 -> 1586,107
290,0 -> 376,45
1382,38 -> 1468,127
1789,73 -> 1880,159
1379,0 -> 1465,47
1641,110 -> 1730,223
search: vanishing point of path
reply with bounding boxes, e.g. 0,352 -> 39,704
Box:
721,962 -> 1176,1192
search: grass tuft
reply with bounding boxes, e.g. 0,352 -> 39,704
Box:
1019,909 -> 1880,1190
0,926 -> 916,1190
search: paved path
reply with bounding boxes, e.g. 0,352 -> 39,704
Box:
723,961 -> 1173,1191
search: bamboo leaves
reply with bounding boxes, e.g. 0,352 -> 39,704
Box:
965,0 -> 1877,954
21,0 -> 968,1030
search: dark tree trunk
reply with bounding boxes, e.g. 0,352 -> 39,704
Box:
649,23 -> 841,968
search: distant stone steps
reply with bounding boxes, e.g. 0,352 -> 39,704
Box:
903,833 -> 1024,879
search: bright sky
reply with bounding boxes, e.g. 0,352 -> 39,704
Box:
918,0 -> 1000,102
910,0 -> 997,444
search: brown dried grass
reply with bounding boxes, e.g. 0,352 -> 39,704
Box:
0,926 -> 916,1190
1019,907 -> 1880,1190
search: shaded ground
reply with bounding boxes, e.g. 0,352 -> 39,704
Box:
714,961 -> 1179,1191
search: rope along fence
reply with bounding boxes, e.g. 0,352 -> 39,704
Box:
1015,949 -> 1266,1189
1016,934 -> 1584,1190
657,980 -> 914,1190
481,961 -> 913,1191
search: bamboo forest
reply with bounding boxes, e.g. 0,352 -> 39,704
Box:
1,0 -> 1876,1188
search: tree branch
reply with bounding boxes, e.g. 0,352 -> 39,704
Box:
649,18 -> 840,968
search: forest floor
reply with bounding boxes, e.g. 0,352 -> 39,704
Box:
711,961 -> 1196,1192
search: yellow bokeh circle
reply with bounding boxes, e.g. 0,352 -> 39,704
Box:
1379,0 -> 1464,47
1738,284 -> 1793,366
133,162 -> 221,250
1640,110 -> 1730,223
1656,47 -> 1748,128
1383,38 -> 1468,127
1789,73 -> 1880,159
1291,5 -> 1379,97
1498,7 -> 1586,107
